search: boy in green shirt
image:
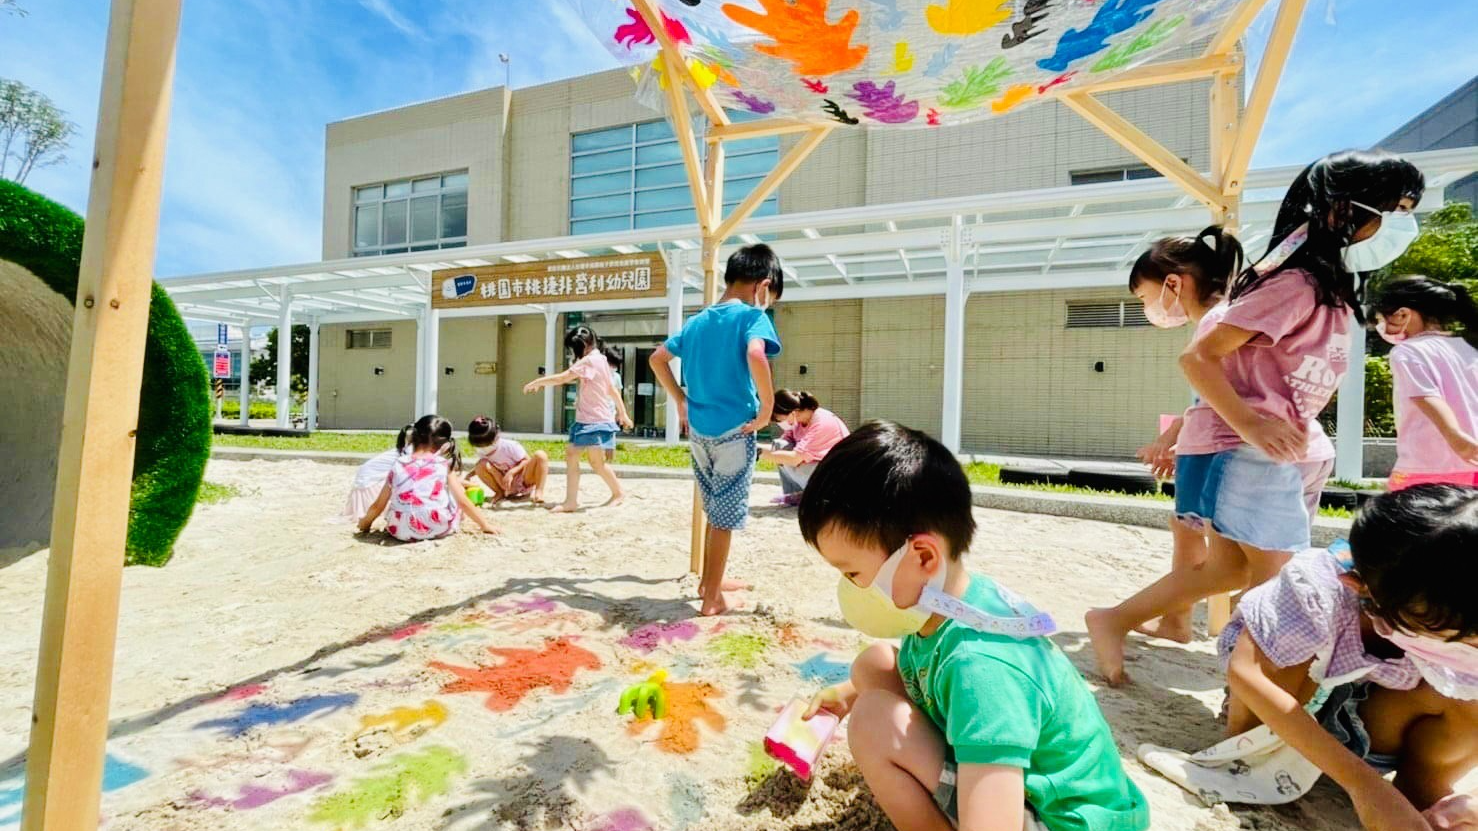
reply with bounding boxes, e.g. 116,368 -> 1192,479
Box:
798,421 -> 1150,831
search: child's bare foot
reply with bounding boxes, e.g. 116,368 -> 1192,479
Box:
1132,616 -> 1194,644
531,491 -> 545,504
720,579 -> 752,591
551,502 -> 580,514
699,590 -> 741,616
1085,608 -> 1130,686
604,493 -> 625,508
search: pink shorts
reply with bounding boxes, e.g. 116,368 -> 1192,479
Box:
1388,470 -> 1478,491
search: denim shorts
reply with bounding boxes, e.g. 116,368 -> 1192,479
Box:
1175,445 -> 1310,553
569,420 -> 618,449
1316,682 -> 1400,774
690,427 -> 756,531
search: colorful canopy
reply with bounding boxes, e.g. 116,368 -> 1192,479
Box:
573,0 -> 1245,128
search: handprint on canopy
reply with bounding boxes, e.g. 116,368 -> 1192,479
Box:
722,0 -> 868,77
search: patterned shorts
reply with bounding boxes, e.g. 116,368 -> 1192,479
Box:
934,760 -> 1050,830
690,427 -> 756,531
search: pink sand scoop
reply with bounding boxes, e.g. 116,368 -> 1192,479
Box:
763,697 -> 840,781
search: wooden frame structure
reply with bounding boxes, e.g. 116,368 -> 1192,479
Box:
24,0 -> 1308,823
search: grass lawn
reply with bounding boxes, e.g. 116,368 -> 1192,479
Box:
212,431 -> 1354,518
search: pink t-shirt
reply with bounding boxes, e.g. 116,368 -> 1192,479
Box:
477,437 -> 529,473
569,352 -> 616,425
1390,333 -> 1478,474
789,408 -> 851,464
1178,270 -> 1350,456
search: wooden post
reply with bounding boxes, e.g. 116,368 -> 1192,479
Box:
1060,92 -> 1224,212
22,0 -> 182,828
1221,0 -> 1310,203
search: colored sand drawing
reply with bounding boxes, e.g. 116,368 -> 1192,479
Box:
195,693 -> 359,737
708,632 -> 771,669
746,740 -> 780,787
1091,15 -> 1184,72
177,734 -> 314,771
774,623 -> 805,648
435,621 -> 483,634
0,782 -> 18,826
794,653 -> 852,685
386,622 -> 429,641
1039,0 -> 1163,73
356,700 -> 448,741
210,682 -> 268,703
620,620 -> 699,653
191,770 -> 333,810
496,679 -> 621,738
490,595 -> 558,615
926,0 -> 1012,36
939,59 -> 1012,109
308,747 -> 466,827
591,807 -> 654,831
722,0 -> 868,77
991,83 -> 1035,113
668,772 -> 706,830
847,80 -> 919,123
490,609 -> 591,635
1,755 -> 149,824
430,636 -> 601,712
626,681 -> 726,754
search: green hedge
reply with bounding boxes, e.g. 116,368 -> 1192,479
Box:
220,400 -> 279,420
1319,354 -> 1395,439
0,180 -> 211,565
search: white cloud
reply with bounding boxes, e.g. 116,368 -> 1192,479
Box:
358,0 -> 427,42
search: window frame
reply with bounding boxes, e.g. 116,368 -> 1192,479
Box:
352,171 -> 469,257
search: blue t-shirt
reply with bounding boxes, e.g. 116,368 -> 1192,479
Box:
663,300 -> 781,437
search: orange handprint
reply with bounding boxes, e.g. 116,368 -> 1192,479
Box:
926,0 -> 1012,36
625,681 -> 727,754
722,0 -> 868,77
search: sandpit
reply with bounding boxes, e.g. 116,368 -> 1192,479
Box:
0,459 -> 1370,830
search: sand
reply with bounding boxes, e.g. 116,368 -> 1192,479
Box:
0,458 -> 1370,830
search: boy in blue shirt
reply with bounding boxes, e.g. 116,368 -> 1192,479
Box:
798,421 -> 1150,831
651,244 -> 783,616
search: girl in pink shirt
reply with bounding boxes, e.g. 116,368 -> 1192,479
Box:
466,416 -> 550,504
523,325 -> 633,512
760,390 -> 850,506
1370,276 -> 1478,489
357,415 -> 500,540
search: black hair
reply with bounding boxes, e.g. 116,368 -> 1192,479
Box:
1369,276 -> 1478,348
395,423 -> 414,453
772,389 -> 821,418
600,344 -> 624,372
406,414 -> 462,473
1348,485 -> 1478,640
799,420 -> 976,560
1129,225 -> 1244,305
725,243 -> 784,300
468,416 -> 500,447
1230,149 -> 1425,322
564,324 -> 598,359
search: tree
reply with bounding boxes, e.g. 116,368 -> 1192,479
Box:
250,324 -> 311,398
0,78 -> 78,184
1381,200 -> 1478,287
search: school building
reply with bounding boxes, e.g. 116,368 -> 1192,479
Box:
163,66 -> 1478,464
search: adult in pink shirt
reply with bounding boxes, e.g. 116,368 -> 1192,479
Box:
760,390 -> 850,506
1370,276 -> 1478,489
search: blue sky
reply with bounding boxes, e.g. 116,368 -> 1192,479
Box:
2,0 -> 1475,278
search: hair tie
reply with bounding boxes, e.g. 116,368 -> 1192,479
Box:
1198,232 -> 1217,252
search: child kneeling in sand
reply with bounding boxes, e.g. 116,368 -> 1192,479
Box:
466,416 -> 548,504
343,424 -> 413,523
358,415 -> 499,540
799,421 -> 1150,831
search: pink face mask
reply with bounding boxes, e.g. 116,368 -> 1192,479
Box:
1376,313 -> 1409,346
1144,281 -> 1188,329
1373,618 -> 1478,701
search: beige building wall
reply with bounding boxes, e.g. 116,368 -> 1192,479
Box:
772,300 -> 863,428
323,87 -> 510,259
317,320 -> 418,429
437,317 -> 503,430
860,297 -> 947,436
497,314 -> 550,432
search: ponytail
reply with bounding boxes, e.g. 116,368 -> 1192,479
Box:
1371,276 -> 1478,347
1129,224 -> 1243,303
396,424 -> 414,454
797,391 -> 821,411
773,389 -> 821,418
408,414 -> 461,473
468,416 -> 497,447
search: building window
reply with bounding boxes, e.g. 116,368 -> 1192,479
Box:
569,113 -> 780,235
346,328 -> 393,349
1065,301 -> 1151,329
1069,165 -> 1165,186
352,172 -> 468,257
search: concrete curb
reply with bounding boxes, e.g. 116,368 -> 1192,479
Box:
210,447 -> 1350,543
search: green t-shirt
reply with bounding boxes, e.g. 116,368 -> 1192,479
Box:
898,575 -> 1149,831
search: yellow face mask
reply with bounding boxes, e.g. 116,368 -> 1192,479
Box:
835,541 -> 944,639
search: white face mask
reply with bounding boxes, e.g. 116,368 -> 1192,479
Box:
1373,618 -> 1478,701
1144,280 -> 1189,329
1343,201 -> 1419,273
835,540 -> 1057,640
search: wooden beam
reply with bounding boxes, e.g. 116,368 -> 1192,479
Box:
707,117 -> 817,144
1056,53 -> 1242,97
1222,0 -> 1309,198
662,50 -> 711,227
630,0 -> 730,127
22,0 -> 182,828
1209,68 -> 1242,227
1205,0 -> 1276,56
713,126 -> 832,242
1059,92 -> 1224,211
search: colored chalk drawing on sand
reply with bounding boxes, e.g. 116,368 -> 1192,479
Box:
210,682 -> 268,703
385,622 -> 430,641
191,770 -> 334,811
430,636 -> 601,712
707,632 -> 771,669
495,679 -> 622,738
0,754 -> 149,827
626,681 -> 727,754
308,746 -> 466,827
620,621 -> 700,653
355,700 -> 448,742
176,733 -> 314,772
489,609 -> 593,635
668,771 -> 707,830
722,0 -> 868,77
745,740 -> 780,788
590,807 -> 655,831
794,653 -> 852,685
489,595 -> 558,615
194,693 -> 359,737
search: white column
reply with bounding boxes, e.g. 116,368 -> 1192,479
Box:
238,322 -> 251,426
665,252 -> 685,444
275,289 -> 293,428
940,223 -> 968,453
543,307 -> 558,435
1335,315 -> 1367,481
424,308 -> 441,416
414,306 -> 427,418
306,319 -> 320,431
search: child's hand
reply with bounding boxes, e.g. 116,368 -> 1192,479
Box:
522,380 -> 541,395
1445,431 -> 1478,466
1137,437 -> 1176,479
478,520 -> 502,536
676,400 -> 689,434
803,683 -> 857,721
1426,794 -> 1478,830
1353,780 -> 1432,831
503,471 -> 516,494
1239,413 -> 1307,463
741,414 -> 769,435
619,415 -> 634,432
